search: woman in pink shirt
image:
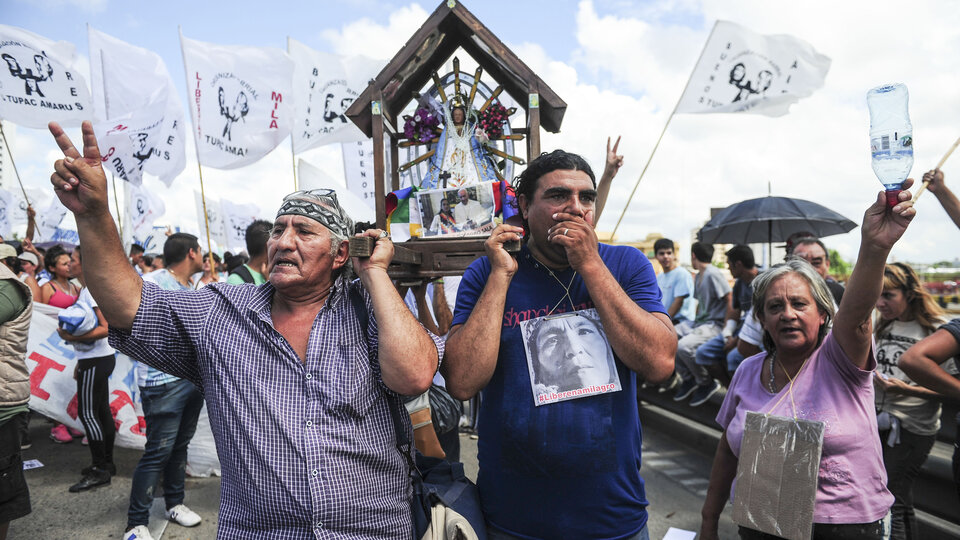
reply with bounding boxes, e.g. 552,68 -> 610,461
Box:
700,186 -> 916,539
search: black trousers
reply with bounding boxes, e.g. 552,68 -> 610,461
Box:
880,427 -> 936,540
0,412 -> 31,523
76,354 -> 116,469
738,517 -> 888,539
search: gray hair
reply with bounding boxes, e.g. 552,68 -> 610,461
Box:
752,258 -> 835,353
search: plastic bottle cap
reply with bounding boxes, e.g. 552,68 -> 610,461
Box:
885,189 -> 902,208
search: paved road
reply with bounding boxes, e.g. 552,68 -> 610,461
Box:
10,411 -> 736,539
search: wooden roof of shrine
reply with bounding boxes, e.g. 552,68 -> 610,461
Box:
345,0 -> 566,137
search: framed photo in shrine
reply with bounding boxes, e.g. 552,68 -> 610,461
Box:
417,182 -> 497,237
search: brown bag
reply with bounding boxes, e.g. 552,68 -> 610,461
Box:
407,393 -> 446,459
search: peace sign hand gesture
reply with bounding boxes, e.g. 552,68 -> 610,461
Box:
48,121 -> 109,217
605,136 -> 624,173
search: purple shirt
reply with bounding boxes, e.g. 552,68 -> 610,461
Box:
717,331 -> 893,524
109,275 -> 443,539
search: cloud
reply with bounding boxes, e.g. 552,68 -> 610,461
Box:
7,1 -> 960,266
319,3 -> 431,60
547,0 -> 960,264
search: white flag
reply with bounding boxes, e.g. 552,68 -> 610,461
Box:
123,181 -> 165,246
341,140 -> 377,211
220,199 -> 261,252
88,27 -> 186,185
288,38 -> 381,153
10,187 -> 43,228
194,191 -> 228,249
0,24 -> 93,128
93,114 -> 165,186
35,197 -> 68,241
0,188 -> 12,239
181,32 -> 294,169
298,158 -> 374,224
676,21 -> 831,117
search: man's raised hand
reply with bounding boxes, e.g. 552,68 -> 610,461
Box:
48,121 -> 109,217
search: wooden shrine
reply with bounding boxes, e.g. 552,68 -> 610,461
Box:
345,0 -> 566,279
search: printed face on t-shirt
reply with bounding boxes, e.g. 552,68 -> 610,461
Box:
535,315 -> 612,390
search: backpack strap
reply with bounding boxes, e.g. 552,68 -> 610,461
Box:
230,264 -> 255,284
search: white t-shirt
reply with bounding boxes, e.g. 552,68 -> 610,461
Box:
72,288 -> 116,360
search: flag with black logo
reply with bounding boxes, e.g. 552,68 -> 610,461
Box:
220,199 -> 260,252
0,24 -> 93,128
123,181 -> 165,247
676,21 -> 830,117
181,32 -> 294,169
88,27 -> 185,186
288,38 -> 381,153
93,114 -> 164,186
193,191 -> 228,248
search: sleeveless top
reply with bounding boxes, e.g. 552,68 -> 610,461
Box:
47,281 -> 78,308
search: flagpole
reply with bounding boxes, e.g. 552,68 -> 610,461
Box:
286,37 -> 298,192
111,174 -> 124,242
610,21 -> 719,240
290,137 -> 298,191
0,121 -> 30,205
179,26 -> 217,272
913,135 -> 960,201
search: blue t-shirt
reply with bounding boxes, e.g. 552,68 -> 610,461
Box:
657,267 -> 695,323
452,244 -> 666,539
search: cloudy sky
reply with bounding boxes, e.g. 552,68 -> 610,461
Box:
4,0 -> 960,264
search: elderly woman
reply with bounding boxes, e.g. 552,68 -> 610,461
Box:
700,187 -> 916,540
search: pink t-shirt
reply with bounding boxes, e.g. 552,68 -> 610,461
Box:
717,331 -> 893,524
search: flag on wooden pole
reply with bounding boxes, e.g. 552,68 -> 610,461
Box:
0,24 -> 92,128
180,31 -> 294,169
676,21 -> 831,117
288,38 -> 381,153
88,27 -> 185,185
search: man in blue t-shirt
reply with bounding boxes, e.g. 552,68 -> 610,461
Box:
654,237 -> 695,331
443,150 -> 676,539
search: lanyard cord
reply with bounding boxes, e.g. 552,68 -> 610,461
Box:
769,352 -> 812,420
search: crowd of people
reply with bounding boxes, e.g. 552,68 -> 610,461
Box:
0,120 -> 958,540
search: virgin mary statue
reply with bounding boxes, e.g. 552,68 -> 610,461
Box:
421,97 -> 499,189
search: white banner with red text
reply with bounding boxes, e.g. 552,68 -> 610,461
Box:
25,302 -> 220,477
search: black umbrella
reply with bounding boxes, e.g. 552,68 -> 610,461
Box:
697,196 -> 857,245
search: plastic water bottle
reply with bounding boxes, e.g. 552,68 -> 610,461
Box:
867,83 -> 913,207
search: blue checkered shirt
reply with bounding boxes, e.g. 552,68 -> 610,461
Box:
109,274 -> 443,539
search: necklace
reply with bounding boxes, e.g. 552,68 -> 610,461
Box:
526,251 -> 578,316
767,352 -> 777,393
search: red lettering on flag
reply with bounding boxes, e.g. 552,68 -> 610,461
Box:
110,390 -> 145,435
28,352 -> 65,400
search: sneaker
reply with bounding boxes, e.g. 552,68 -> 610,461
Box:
123,525 -> 155,540
68,467 -> 111,492
50,424 -> 73,444
673,379 -> 698,401
68,426 -> 84,438
658,372 -> 680,393
689,380 -> 722,407
166,504 -> 202,527
81,436 -> 88,446
82,463 -> 116,476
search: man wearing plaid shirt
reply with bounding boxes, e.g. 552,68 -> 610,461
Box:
47,121 -> 442,540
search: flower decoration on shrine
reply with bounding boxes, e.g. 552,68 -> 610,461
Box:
478,102 -> 508,140
403,106 -> 441,142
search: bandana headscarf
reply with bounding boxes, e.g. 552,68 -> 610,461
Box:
275,189 -> 353,237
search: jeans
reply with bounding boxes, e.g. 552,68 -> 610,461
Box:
676,323 -> 721,385
880,427 -> 936,540
127,378 -> 204,529
487,523 -> 649,540
695,333 -> 747,372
